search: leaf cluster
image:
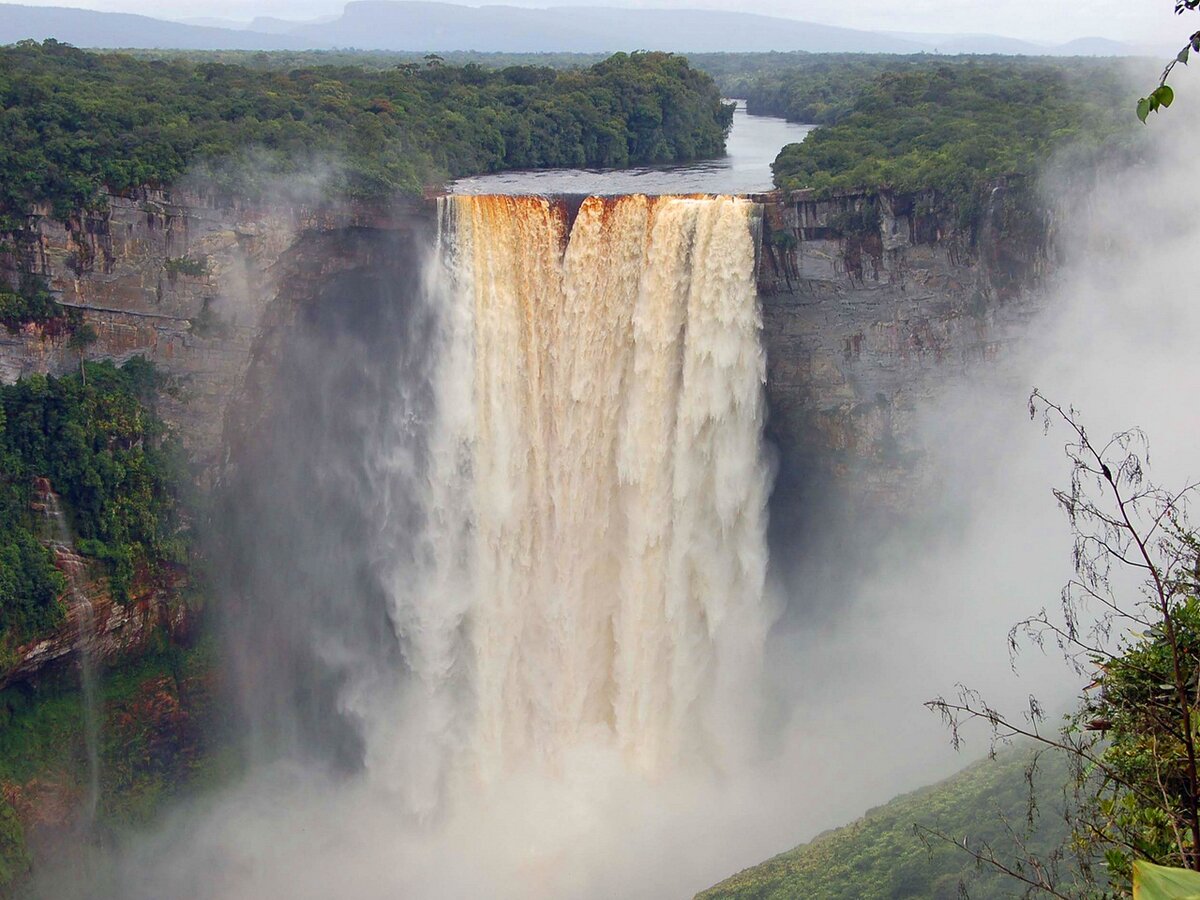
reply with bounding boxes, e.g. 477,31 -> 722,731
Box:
0,276 -> 65,331
1078,596 -> 1200,885
1137,0 -> 1200,124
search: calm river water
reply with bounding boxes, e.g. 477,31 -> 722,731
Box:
450,101 -> 813,195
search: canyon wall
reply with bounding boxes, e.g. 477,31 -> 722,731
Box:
1,481 -> 188,691
0,189 -> 432,479
0,189 -> 434,684
754,186 -> 1048,542
1,184 -> 1049,509
0,184 -> 1049,683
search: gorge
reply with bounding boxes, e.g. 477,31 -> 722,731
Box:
5,35 -> 1198,898
0,169 -> 1051,896
0,178 -> 1041,684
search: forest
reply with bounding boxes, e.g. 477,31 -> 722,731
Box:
757,58 -> 1141,204
0,360 -> 187,652
0,41 -> 733,227
698,745 -> 1073,899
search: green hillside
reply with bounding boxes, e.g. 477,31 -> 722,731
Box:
698,746 -> 1083,900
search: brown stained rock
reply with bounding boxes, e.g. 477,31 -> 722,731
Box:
108,673 -> 213,775
2,536 -> 190,688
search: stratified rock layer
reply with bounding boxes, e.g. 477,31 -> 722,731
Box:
756,187 -> 1046,540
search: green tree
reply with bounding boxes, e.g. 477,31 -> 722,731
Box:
0,43 -> 732,226
0,278 -> 64,331
766,61 -> 1136,215
66,321 -> 97,383
928,393 -> 1200,895
0,358 -> 186,634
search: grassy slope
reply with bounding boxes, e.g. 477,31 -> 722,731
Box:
698,746 -> 1077,900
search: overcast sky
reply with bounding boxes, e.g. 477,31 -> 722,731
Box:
9,0 -> 1186,48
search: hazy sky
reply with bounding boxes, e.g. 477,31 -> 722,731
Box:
9,0 -> 1186,48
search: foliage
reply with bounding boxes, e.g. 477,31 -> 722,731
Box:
162,256 -> 207,278
696,745 -> 1074,900
1132,860 -> 1200,899
928,394 -> 1200,896
65,321 -> 97,354
0,358 -> 187,648
763,60 -> 1140,215
1076,596 -> 1200,886
117,48 -> 824,77
0,394 -> 65,644
0,277 -> 65,331
722,53 -> 931,125
0,41 -> 732,225
0,524 -> 64,645
118,47 -> 612,71
1138,1 -> 1200,123
0,797 -> 29,893
0,637 -> 233,892
116,48 -> 823,81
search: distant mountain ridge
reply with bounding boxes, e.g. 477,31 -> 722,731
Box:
277,2 -> 931,52
0,3 -> 310,49
882,29 -> 1143,56
0,0 -> 1142,54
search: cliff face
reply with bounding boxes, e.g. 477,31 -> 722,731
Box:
0,189 -> 434,685
0,189 -> 431,479
0,184 -> 1048,682
1,184 -> 1048,511
755,187 -> 1048,539
2,480 -> 189,689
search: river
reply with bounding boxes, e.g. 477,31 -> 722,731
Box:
450,100 -> 813,195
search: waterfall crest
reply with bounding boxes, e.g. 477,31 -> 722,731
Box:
391,194 -> 771,789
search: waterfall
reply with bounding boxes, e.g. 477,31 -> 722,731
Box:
41,489 -> 101,828
377,194 -> 771,797
76,194 -> 773,897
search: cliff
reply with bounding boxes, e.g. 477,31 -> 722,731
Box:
0,188 -> 434,687
0,189 -> 432,480
754,185 -> 1048,543
0,183 -> 1048,684
2,480 -> 189,690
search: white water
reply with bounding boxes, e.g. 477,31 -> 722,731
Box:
370,193 -> 772,807
80,192 -> 776,900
